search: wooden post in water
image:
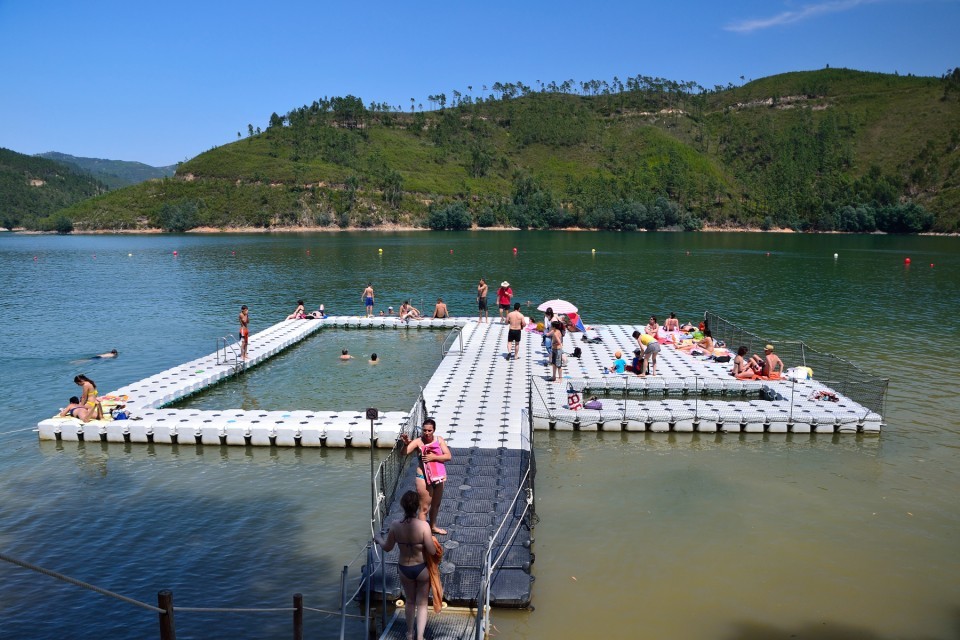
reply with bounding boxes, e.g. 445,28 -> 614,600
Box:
158,590 -> 176,640
293,593 -> 303,640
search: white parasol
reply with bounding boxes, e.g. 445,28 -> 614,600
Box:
537,299 -> 578,314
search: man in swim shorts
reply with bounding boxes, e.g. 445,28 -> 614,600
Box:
477,278 -> 488,323
506,302 -> 524,360
361,283 -> 375,317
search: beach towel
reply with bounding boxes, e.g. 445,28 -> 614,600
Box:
424,535 -> 444,613
421,441 -> 447,484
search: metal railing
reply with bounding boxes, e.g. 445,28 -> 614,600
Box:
441,326 -> 464,358
704,311 -> 889,417
215,335 -> 244,375
0,550 -> 373,640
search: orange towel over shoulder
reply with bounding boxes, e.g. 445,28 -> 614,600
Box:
423,535 -> 444,613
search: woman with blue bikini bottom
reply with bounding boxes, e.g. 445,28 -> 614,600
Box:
375,491 -> 437,640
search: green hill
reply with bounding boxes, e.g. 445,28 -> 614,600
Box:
60,68 -> 960,232
37,152 -> 176,189
0,148 -> 108,231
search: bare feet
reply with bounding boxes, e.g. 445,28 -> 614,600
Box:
432,527 -> 447,535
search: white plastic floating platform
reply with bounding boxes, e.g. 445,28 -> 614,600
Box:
39,318 -> 882,447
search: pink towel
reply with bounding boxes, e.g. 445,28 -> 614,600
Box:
422,441 -> 447,484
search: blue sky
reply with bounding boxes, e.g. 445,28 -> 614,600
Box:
1,0 -> 957,166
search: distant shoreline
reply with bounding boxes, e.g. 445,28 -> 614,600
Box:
3,225 -> 957,236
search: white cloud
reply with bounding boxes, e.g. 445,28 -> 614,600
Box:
725,0 -> 883,33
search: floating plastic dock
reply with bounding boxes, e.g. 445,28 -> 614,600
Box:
36,316 -> 884,619
38,317 -> 882,444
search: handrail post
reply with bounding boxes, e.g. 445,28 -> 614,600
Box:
293,593 -> 303,640
158,590 -> 176,640
380,530 -> 387,631
338,565 -> 348,640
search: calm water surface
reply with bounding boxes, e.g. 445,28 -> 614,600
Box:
0,232 -> 958,639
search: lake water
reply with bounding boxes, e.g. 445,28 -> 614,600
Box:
0,231 -> 958,640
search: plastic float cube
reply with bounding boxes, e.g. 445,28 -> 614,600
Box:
37,419 -> 60,441
82,422 -> 104,442
106,421 -> 128,443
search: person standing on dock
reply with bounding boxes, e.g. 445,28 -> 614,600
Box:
549,320 -> 564,382
506,302 -> 524,360
362,283 -> 375,317
401,418 -> 452,536
238,305 -> 249,360
496,281 -> 513,323
477,278 -> 489,323
374,490 -> 437,640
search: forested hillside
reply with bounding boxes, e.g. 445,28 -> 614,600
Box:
0,148 -> 108,231
54,68 -> 960,233
37,152 -> 176,189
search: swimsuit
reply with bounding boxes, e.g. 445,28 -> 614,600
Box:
398,563 -> 427,580
478,297 -> 487,310
68,407 -> 82,417
508,328 -> 522,343
365,296 -> 374,306
84,388 -> 98,407
395,532 -> 427,580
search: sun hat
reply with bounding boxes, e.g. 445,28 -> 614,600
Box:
501,281 -> 510,287
765,344 -> 774,351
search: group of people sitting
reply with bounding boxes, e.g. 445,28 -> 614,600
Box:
731,344 -> 784,379
604,313 -> 786,381
58,374 -> 104,422
289,298 -> 451,321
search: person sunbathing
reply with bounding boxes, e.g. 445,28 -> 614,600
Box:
58,396 -> 97,422
286,300 -> 306,319
679,330 -> 714,355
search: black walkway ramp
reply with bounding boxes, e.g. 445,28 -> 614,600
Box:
369,446 -> 536,609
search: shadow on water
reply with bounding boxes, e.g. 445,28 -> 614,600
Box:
720,607 -> 960,640
2,440 -> 377,640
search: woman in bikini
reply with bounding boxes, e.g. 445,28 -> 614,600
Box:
58,396 -> 94,422
74,374 -> 103,420
286,300 -> 306,319
732,346 -> 757,379
401,418 -> 452,535
645,315 -> 660,337
375,490 -> 436,640
663,312 -> 680,332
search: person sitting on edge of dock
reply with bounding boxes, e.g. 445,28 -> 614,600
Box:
432,298 -> 449,319
74,374 -> 103,420
399,300 -> 422,321
286,300 -> 306,319
401,418 -> 452,536
374,490 -> 437,640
